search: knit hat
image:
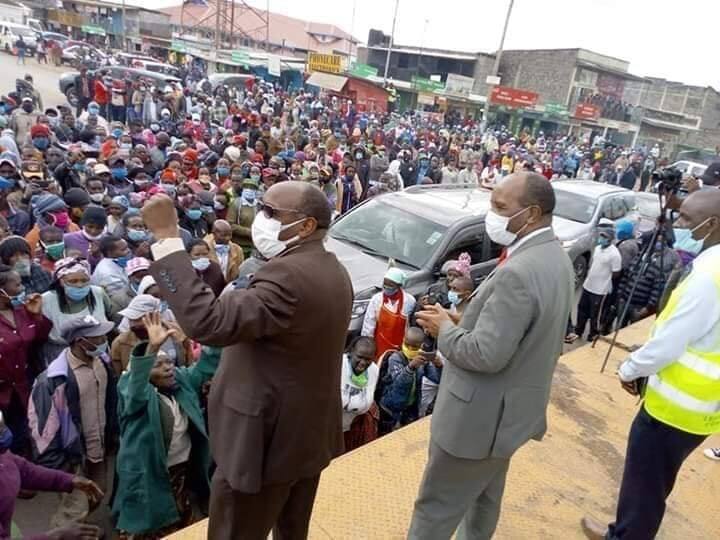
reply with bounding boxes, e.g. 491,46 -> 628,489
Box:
64,187 -> 91,208
33,193 -> 66,218
384,267 -> 406,286
109,195 -> 129,210
30,124 -> 51,139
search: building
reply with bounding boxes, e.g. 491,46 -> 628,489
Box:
159,1 -> 358,61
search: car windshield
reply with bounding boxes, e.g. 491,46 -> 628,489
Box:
553,189 -> 597,224
14,27 -> 35,38
329,199 -> 447,269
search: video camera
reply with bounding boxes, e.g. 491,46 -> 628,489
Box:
652,166 -> 683,193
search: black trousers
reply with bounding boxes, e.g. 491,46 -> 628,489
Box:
576,289 -> 604,339
608,407 -> 706,539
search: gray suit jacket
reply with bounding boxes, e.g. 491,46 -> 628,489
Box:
432,228 -> 574,460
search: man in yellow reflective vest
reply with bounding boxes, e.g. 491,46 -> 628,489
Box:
582,189 -> 720,539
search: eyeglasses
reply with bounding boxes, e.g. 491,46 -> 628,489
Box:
257,202 -> 305,220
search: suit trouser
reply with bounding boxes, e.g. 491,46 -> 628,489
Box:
208,471 -> 320,540
408,440 -> 510,540
607,407 -> 706,539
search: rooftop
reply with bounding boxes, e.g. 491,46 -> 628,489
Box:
159,1 -> 359,53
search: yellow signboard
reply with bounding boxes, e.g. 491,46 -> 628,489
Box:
307,52 -> 342,74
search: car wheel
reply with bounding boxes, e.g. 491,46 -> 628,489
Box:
65,86 -> 78,108
4,44 -> 9,54
573,255 -> 588,288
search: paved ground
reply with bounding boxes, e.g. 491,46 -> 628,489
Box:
0,50 -> 69,108
170,319 -> 720,539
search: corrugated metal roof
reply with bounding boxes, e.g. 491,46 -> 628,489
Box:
306,71 -> 348,92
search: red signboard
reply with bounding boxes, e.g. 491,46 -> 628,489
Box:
489,86 -> 539,108
574,103 -> 600,120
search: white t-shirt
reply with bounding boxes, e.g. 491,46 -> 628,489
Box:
583,244 -> 622,295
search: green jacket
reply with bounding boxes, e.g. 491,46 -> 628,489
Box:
111,343 -> 220,534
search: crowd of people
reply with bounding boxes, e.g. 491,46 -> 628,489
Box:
0,53 -> 718,540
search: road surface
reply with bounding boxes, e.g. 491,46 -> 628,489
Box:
0,50 -> 70,109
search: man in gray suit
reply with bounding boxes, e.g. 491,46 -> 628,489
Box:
409,172 -> 575,539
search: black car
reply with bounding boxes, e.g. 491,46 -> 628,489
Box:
58,66 -> 181,107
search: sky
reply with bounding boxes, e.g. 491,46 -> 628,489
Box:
140,0 -> 718,89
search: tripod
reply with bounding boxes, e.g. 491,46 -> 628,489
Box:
598,184 -> 675,373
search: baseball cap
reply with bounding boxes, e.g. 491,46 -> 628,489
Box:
118,294 -> 160,320
93,163 -> 111,175
60,314 -> 115,343
0,152 -> 16,169
700,162 -> 720,184
125,257 -> 151,277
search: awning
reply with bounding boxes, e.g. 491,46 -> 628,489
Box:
306,71 -> 348,92
641,118 -> 698,131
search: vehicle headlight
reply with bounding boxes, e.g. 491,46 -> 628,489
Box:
351,299 -> 370,319
560,238 -> 578,249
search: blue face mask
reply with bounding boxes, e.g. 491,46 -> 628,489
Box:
73,162 -> 86,173
88,107 -> 100,116
2,288 -> 26,308
159,300 -> 169,312
111,167 -> 127,180
447,291 -> 462,305
113,255 -> 131,268
191,257 -> 210,271
0,176 -> 15,190
597,237 -> 611,248
673,225 -> 706,255
186,209 -> 202,221
217,166 -> 230,176
112,128 -> 123,139
64,284 -> 91,302
127,229 -> 148,243
33,137 -> 49,150
0,427 -> 13,450
216,243 -> 230,254
383,285 -> 399,297
0,105 -> 5,115
241,189 -> 256,201
81,339 -> 108,358
160,183 -> 177,197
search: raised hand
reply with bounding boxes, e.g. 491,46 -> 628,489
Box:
141,194 -> 180,240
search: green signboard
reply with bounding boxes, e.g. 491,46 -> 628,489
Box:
544,102 -> 569,116
170,41 -> 187,53
349,62 -> 378,78
81,25 -> 106,37
411,76 -> 444,93
231,51 -> 250,65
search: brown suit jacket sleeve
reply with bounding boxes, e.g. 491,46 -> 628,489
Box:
151,250 -> 297,348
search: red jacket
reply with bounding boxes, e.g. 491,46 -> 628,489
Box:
0,308 -> 52,411
94,80 -> 109,105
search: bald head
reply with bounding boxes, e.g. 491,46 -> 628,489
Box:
264,181 -> 332,230
212,219 -> 231,233
211,219 -> 232,245
676,190 -> 720,250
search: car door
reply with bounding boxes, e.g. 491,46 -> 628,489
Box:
437,224 -> 498,286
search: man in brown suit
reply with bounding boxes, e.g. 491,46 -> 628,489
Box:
142,182 -> 353,540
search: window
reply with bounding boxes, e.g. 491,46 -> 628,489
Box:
397,53 -> 409,69
443,227 -> 486,265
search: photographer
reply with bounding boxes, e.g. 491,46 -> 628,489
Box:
581,189 -> 720,539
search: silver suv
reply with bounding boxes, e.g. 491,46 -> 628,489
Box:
326,181 -> 639,333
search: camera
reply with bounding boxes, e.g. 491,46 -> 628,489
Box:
651,166 -> 683,193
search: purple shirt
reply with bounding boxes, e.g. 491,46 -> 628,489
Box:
0,451 -> 74,539
63,231 -> 102,269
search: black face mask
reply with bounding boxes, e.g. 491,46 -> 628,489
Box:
131,327 -> 149,341
22,103 -> 33,113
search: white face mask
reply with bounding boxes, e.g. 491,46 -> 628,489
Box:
485,207 -> 531,246
251,212 -> 306,259
89,192 -> 106,203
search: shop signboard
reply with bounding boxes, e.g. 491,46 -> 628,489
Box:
231,51 -> 250,66
350,62 -> 378,78
574,103 -> 600,120
445,73 -> 474,97
544,102 -> 569,116
489,86 -> 539,108
82,25 -> 106,36
411,76 -> 444,93
307,52 -> 342,74
171,41 -> 187,53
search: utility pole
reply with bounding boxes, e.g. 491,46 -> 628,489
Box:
215,0 -> 221,50
348,0 -> 356,58
484,0 -> 514,123
383,0 -> 399,83
121,0 -> 127,52
266,0 -> 270,51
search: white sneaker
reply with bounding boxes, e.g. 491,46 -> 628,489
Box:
703,447 -> 720,461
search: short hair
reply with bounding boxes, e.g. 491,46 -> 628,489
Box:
39,226 -> 63,242
0,236 -> 31,264
349,335 -> 376,353
520,173 -> 555,215
303,185 -> 332,229
405,326 -> 425,342
99,234 -> 122,257
186,238 -> 209,253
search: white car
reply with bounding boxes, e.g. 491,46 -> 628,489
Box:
671,160 -> 707,180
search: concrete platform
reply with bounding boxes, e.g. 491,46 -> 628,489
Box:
169,319 -> 720,539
